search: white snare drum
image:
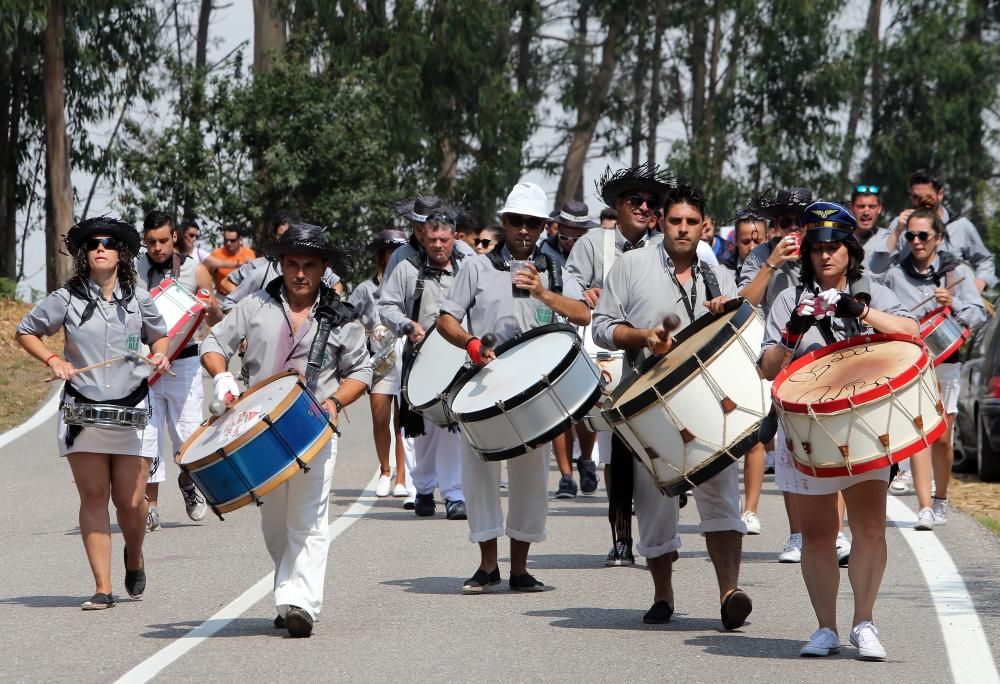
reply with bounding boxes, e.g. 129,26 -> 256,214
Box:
148,278 -> 208,384
62,403 -> 151,430
448,324 -> 602,461
401,323 -> 469,426
603,301 -> 770,496
919,306 -> 970,366
772,333 -> 946,477
579,323 -> 625,432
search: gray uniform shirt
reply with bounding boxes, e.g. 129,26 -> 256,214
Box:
17,281 -> 168,400
439,245 -> 585,345
761,281 -> 915,362
201,285 -> 372,400
879,256 -> 986,330
384,237 -> 475,281
591,243 -> 738,368
379,254 -> 461,334
222,257 -> 340,313
871,208 -> 998,287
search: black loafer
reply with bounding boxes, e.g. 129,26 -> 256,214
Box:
643,600 -> 674,624
462,567 -> 501,594
81,592 -> 116,611
124,547 -> 146,599
285,606 -> 313,638
509,572 -> 545,592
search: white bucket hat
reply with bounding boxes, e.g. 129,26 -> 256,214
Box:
497,182 -> 550,220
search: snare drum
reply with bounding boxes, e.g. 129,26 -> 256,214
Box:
579,323 -> 625,432
175,371 -> 334,517
148,278 -> 209,384
401,322 -> 469,426
919,306 -> 970,366
62,403 -> 151,430
603,301 -> 770,496
772,334 -> 947,477
448,324 -> 602,461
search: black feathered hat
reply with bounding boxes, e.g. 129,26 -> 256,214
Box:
267,223 -> 340,261
750,187 -> 813,219
64,216 -> 142,257
596,162 -> 678,207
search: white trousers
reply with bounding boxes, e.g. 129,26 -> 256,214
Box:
412,422 -> 464,500
461,441 -> 548,544
148,355 -> 204,483
633,456 -> 746,559
261,436 -> 337,621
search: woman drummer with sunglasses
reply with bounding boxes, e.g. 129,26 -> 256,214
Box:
758,202 -> 918,661
16,217 -> 171,611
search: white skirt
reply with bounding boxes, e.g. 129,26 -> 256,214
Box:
774,424 -> 890,496
57,398 -> 159,459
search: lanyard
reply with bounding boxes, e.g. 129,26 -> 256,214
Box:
668,267 -> 699,324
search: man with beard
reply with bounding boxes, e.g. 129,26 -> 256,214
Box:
592,184 -> 752,629
135,211 -> 222,531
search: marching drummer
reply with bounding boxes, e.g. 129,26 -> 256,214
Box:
592,184 -> 753,630
16,217 -> 171,610
565,162 -> 676,566
200,223 -> 371,638
135,210 -> 222,531
757,201 -> 918,661
378,209 -> 468,520
437,181 -> 591,594
349,229 -> 411,500
879,207 -> 986,530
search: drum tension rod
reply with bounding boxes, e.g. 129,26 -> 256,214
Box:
262,415 -> 311,473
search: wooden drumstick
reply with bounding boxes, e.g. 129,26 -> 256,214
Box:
909,276 -> 966,312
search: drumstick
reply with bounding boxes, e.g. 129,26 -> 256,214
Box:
909,276 -> 966,312
44,356 -> 125,382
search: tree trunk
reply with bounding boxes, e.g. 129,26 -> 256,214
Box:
43,0 -> 74,291
253,0 -> 286,75
646,0 -> 666,165
839,0 -> 881,181
556,9 -> 627,208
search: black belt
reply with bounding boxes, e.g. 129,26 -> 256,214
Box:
176,345 -> 199,360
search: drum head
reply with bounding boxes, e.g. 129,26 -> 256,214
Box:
179,373 -> 301,464
774,336 -> 923,407
404,325 -> 469,408
452,327 -> 576,414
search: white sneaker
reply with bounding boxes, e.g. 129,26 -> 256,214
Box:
889,470 -> 913,495
914,507 -> 936,531
850,621 -> 887,661
375,474 -> 392,497
392,483 -> 409,497
800,627 -> 841,657
742,511 -> 762,535
836,532 -> 851,566
778,533 -> 802,563
932,498 -> 949,525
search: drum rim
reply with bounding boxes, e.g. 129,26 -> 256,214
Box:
175,370 -> 312,467
401,321 -> 467,411
604,300 -> 755,422
771,333 -> 930,415
149,277 -> 207,386
448,323 -> 581,421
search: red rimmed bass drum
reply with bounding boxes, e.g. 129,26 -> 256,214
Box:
772,333 -> 947,477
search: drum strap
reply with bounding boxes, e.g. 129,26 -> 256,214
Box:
62,380 -> 149,448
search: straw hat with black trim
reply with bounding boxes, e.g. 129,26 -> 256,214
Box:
267,223 -> 340,261
64,216 -> 142,257
801,201 -> 859,244
595,162 -> 677,207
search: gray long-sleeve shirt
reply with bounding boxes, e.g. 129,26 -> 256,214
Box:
879,255 -> 986,330
591,243 -> 737,369
378,255 -> 461,334
201,285 -> 372,400
17,280 -> 168,400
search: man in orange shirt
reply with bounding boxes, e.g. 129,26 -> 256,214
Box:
213,225 -> 256,295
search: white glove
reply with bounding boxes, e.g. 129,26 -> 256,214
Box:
212,371 -> 241,403
371,324 -> 390,342
794,291 -> 819,317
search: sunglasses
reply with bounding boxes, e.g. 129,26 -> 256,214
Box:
474,238 -> 493,248
85,237 -> 121,252
904,231 -> 937,242
855,184 -> 880,194
505,213 -> 545,230
557,232 -> 583,243
625,194 -> 662,213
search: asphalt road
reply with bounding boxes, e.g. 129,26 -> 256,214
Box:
1,379 -> 998,683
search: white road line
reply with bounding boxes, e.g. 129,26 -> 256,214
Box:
0,383 -> 61,450
114,471 -> 381,684
886,497 -> 1000,683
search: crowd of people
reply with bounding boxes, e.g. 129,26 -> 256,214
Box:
14,163 -> 993,659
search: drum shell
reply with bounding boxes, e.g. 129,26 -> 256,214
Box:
919,306 -> 969,366
176,372 -> 333,514
603,301 -> 770,496
773,334 -> 947,477
449,324 -> 602,461
401,322 -> 469,427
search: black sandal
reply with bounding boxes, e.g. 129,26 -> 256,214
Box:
81,593 -> 116,610
721,588 -> 752,630
124,546 -> 146,600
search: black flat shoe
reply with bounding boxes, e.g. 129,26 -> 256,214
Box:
643,600 -> 673,624
124,546 -> 146,600
81,592 -> 116,610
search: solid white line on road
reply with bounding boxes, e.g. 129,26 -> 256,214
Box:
0,383 -> 61,451
886,497 -> 1000,684
114,471 -> 381,684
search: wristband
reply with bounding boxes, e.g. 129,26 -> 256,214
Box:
466,337 -> 484,365
43,353 -> 58,367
